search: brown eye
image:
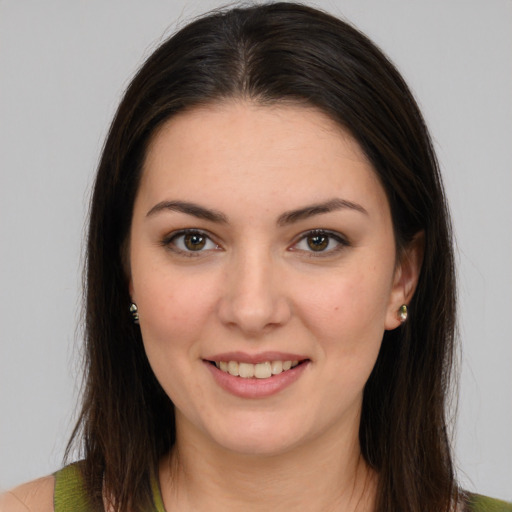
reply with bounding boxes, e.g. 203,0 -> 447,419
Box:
307,234 -> 329,251
165,230 -> 218,254
291,230 -> 348,256
184,233 -> 207,251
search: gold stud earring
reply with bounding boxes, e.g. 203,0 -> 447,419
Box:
129,303 -> 139,324
398,304 -> 408,323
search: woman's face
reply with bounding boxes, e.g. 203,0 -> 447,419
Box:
129,101 -> 415,456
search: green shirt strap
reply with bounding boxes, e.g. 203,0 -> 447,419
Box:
53,462 -> 166,512
466,493 -> 512,512
53,463 -> 97,512
150,471 -> 166,512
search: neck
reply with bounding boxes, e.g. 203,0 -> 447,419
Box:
159,416 -> 377,512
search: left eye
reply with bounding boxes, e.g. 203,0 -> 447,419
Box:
292,230 -> 346,254
167,231 -> 219,253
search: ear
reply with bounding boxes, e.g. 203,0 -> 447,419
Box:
384,231 -> 424,330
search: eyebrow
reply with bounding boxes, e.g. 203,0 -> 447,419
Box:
276,198 -> 368,226
146,197 -> 367,225
146,200 -> 228,223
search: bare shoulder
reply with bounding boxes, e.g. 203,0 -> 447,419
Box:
0,476 -> 54,512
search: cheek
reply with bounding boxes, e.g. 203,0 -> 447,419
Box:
135,271 -> 220,410
294,264 -> 393,354
134,268 -> 219,359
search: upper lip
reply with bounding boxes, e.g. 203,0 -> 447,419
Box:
204,351 -> 310,364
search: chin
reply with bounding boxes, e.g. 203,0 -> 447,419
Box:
205,414 -> 309,457
216,433 -> 301,458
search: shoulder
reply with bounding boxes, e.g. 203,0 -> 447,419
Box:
0,475 -> 54,512
464,493 -> 512,512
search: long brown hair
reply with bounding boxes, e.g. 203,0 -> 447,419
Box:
68,3 -> 458,511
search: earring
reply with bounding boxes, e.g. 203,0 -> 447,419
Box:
398,304 -> 408,323
129,303 -> 139,324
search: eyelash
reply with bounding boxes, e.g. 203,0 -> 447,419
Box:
161,228 -> 349,257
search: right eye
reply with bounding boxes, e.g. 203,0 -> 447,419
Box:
163,230 -> 220,255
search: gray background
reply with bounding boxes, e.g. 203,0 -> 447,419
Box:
1,0 -> 511,500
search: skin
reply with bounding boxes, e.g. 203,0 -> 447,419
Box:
128,101 -> 422,512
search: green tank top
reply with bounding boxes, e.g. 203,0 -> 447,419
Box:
54,462 -> 511,512
54,463 -> 165,512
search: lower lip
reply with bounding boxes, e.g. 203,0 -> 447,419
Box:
205,361 -> 309,398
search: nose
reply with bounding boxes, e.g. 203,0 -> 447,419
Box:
217,247 -> 292,336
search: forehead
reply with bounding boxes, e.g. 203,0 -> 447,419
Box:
139,101 -> 388,217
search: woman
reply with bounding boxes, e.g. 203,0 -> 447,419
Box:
1,3 -> 510,511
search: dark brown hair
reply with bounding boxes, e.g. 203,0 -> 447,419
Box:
68,3 -> 458,511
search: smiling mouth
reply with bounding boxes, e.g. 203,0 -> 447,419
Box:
209,360 -> 305,379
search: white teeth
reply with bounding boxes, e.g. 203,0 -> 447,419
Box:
254,362 -> 272,379
238,362 -> 254,378
228,361 -> 239,376
271,360 -> 283,375
215,360 -> 301,379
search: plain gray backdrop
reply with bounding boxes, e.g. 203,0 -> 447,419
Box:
1,0 -> 511,500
